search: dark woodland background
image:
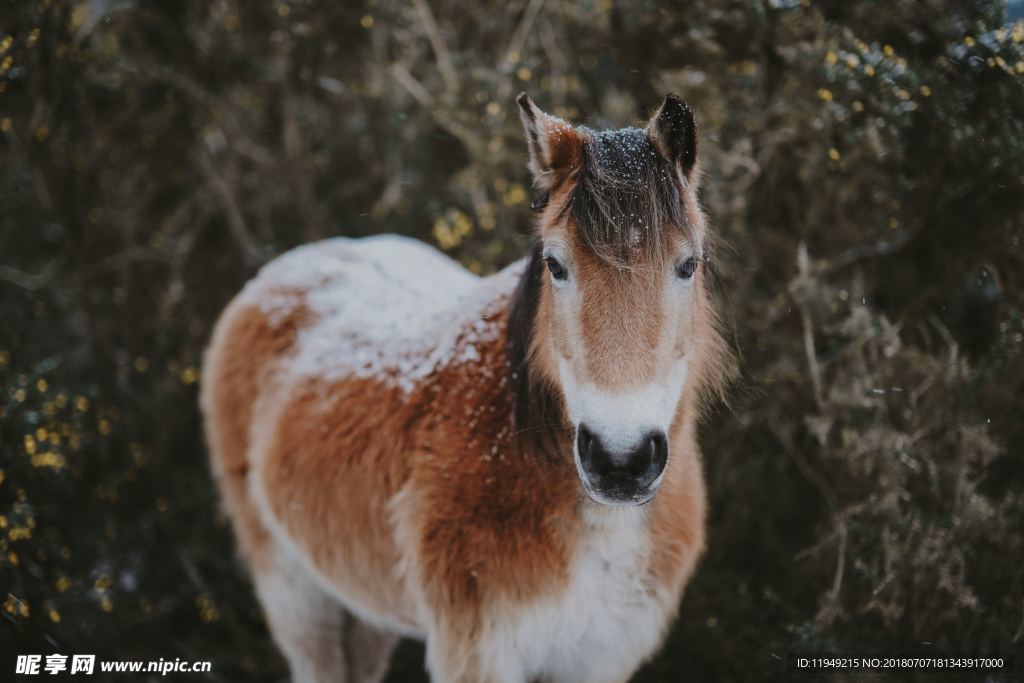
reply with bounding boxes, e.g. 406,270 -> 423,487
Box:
2,0 -> 1024,680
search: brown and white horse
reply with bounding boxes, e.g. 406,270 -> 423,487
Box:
201,93 -> 727,683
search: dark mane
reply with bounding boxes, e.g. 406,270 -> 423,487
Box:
506,239 -> 564,458
563,127 -> 693,265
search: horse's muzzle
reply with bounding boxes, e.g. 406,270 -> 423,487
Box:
575,425 -> 668,505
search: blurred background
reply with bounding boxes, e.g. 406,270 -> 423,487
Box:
2,0 -> 1023,680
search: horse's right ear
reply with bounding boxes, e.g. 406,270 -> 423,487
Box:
517,93 -> 584,190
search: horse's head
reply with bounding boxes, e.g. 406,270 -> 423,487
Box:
511,93 -> 724,506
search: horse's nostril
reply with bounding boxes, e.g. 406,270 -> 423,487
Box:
576,425 -> 594,456
648,432 -> 668,465
577,424 -> 615,476
647,431 -> 668,468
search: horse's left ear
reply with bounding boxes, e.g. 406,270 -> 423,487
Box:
517,93 -> 584,190
647,93 -> 698,181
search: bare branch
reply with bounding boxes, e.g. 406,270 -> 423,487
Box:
197,149 -> 264,267
409,0 -> 459,99
797,241 -> 825,409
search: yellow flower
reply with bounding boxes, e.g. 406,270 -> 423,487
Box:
180,366 -> 199,385
828,148 -> 840,161
360,14 -> 374,29
920,85 -> 932,97
864,64 -> 875,77
825,51 -> 838,65
817,88 -> 833,102
883,44 -> 895,56
196,594 -> 220,623
31,452 -> 66,469
503,184 -> 528,207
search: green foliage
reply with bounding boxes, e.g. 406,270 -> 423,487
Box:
1,0 -> 1022,679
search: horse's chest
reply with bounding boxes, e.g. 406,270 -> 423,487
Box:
499,518 -> 670,683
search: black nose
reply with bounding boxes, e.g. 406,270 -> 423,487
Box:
576,425 -> 668,503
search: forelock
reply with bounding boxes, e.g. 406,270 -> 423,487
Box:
562,127 -> 693,266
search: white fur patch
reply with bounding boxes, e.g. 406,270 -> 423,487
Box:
557,356 -> 688,453
488,509 -> 671,683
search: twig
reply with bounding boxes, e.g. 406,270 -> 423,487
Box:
829,520 -> 847,601
0,258 -> 63,290
495,0 -> 548,105
797,242 -> 824,409
504,0 -> 547,68
822,230 -> 911,273
276,41 -> 325,241
197,149 -> 263,267
409,0 -> 458,99
390,64 -> 482,155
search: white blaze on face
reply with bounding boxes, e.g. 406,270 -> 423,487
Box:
557,356 -> 688,456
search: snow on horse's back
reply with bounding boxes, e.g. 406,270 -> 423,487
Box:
234,234 -> 516,393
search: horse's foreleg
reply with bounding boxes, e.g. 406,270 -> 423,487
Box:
344,615 -> 399,683
425,626 -> 524,683
253,555 -> 347,683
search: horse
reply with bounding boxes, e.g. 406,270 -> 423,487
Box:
201,92 -> 728,683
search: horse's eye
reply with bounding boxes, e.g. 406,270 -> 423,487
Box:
545,257 -> 568,282
676,257 -> 698,280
